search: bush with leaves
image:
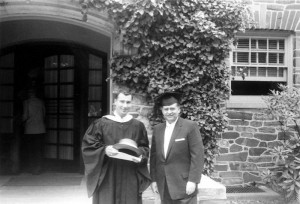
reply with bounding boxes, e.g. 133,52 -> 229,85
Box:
81,0 -> 252,175
262,85 -> 300,203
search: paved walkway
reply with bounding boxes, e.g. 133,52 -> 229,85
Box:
0,173 -> 283,204
0,172 -> 158,204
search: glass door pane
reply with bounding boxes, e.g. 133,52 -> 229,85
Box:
88,54 -> 103,123
44,55 -> 75,162
0,53 -> 14,134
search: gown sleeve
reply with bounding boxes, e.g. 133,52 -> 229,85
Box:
81,119 -> 107,197
136,121 -> 152,194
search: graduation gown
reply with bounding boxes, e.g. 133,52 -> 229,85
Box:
82,116 -> 151,204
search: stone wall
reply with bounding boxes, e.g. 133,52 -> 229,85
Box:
213,110 -> 292,186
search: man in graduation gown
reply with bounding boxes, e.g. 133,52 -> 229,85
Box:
82,91 -> 151,204
150,92 -> 204,204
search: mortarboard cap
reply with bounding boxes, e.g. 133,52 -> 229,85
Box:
155,91 -> 182,107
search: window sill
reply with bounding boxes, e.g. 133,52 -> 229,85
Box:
226,96 -> 267,109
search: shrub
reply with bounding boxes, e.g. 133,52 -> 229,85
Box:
262,85 -> 300,202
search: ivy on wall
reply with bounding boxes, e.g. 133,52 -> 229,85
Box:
81,0 -> 252,175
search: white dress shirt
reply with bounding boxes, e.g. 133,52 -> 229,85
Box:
164,118 -> 179,158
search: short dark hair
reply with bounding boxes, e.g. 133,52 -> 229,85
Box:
115,91 -> 133,100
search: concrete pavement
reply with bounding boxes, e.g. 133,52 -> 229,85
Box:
0,172 -> 157,204
0,173 -> 283,204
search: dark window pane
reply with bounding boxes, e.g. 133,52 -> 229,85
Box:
269,40 -> 277,49
258,40 -> 267,49
251,53 -> 257,63
279,40 -> 284,50
258,53 -> 267,63
231,81 -> 286,95
258,67 -> 266,77
237,52 -> 249,63
249,67 -> 257,77
267,67 -> 277,77
251,40 -> 256,49
237,39 -> 249,48
279,53 -> 284,64
269,53 -> 278,63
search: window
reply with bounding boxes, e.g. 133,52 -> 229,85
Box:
227,31 -> 293,108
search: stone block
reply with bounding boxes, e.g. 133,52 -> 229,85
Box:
243,172 -> 262,183
230,144 -> 243,153
253,0 -> 275,2
286,4 -> 300,10
235,126 -> 257,133
278,131 -> 294,140
276,0 -> 296,4
267,4 -> 284,10
140,106 -> 153,117
228,120 -> 249,126
248,156 -> 273,163
219,148 -> 228,154
249,147 -> 267,156
268,141 -> 283,148
227,126 -> 234,131
214,164 -> 228,171
198,175 -> 227,201
216,152 -> 248,162
257,162 -> 276,167
240,132 -> 253,138
280,10 -> 289,30
218,140 -> 229,148
229,162 -> 258,171
259,142 -> 267,147
253,113 -> 274,120
254,133 -> 277,141
219,171 -> 242,178
250,121 -> 263,127
227,111 -> 252,120
258,127 -> 276,133
294,73 -> 300,84
264,121 -> 280,126
221,178 -> 243,186
235,138 -> 259,147
222,132 -> 239,139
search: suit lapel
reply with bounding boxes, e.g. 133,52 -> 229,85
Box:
166,118 -> 183,159
157,123 -> 166,160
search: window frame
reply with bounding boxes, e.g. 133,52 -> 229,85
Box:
226,30 -> 293,109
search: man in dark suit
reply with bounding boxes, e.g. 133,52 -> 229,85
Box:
150,92 -> 204,204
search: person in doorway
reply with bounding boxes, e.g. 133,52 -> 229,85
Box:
81,91 -> 151,204
150,91 -> 204,204
22,88 -> 46,175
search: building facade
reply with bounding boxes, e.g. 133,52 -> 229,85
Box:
0,0 -> 300,187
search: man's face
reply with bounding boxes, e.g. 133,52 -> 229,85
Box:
115,93 -> 132,117
161,103 -> 180,124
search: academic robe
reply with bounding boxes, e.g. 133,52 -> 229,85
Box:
82,117 -> 151,204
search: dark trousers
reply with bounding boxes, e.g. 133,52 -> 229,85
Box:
161,181 -> 197,204
21,134 -> 44,174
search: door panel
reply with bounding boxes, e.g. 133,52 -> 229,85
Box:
44,54 -> 75,169
88,54 -> 104,124
0,53 -> 15,173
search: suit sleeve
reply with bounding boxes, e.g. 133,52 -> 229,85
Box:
187,122 -> 204,183
149,127 -> 157,182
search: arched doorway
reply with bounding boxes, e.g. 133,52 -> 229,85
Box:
0,42 -> 108,173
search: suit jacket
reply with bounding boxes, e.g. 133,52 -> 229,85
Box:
150,117 -> 204,200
